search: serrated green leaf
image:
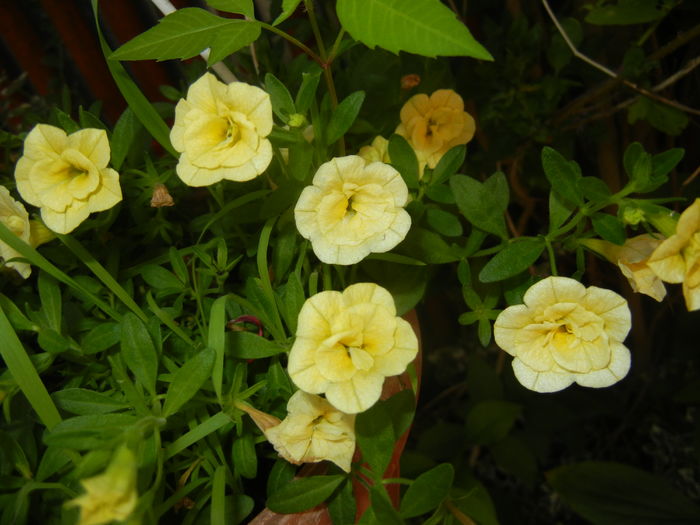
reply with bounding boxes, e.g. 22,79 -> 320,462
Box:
541,147 -> 583,206
451,172 -> 509,239
120,312 -> 158,395
162,348 -> 215,417
479,238 -> 545,283
400,463 -> 454,518
267,475 -> 345,514
207,0 -> 254,18
326,91 -> 365,144
273,0 -> 303,26
110,8 -> 260,64
336,0 -> 493,60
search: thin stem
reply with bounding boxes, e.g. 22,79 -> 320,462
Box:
304,0 -> 327,59
544,237 -> 558,276
259,22 -> 323,64
328,29 -> 346,62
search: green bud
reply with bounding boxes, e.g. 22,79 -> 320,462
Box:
288,113 -> 306,128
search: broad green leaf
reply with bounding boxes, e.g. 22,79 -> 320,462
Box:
465,400 -> 521,445
232,494 -> 254,524
141,264 -> 184,292
37,328 -> 73,354
651,148 -> 684,179
81,322 -> 121,354
0,294 -> 36,332
226,331 -> 287,359
38,271 -> 61,332
356,399 -> 395,477
541,147 -> 583,206
207,0 -> 254,18
265,73 -> 296,121
110,8 -> 261,65
162,347 -> 215,417
371,486 -> 405,524
627,96 -> 689,136
295,67 -> 323,113
479,238 -> 545,283
449,476 -> 500,525
591,213 -> 626,245
328,479 -> 356,525
548,461 -> 700,524
426,208 -> 463,237
431,145 -> 466,185
35,447 -> 73,482
585,0 -> 670,25
389,134 -> 419,189
232,433 -> 257,478
279,273 -> 305,335
425,183 -> 455,204
266,460 -> 296,497
451,172 -> 509,239
110,108 -> 140,170
400,463 -> 454,518
120,312 -> 159,395
273,0 -> 303,26
208,296 -> 228,401
491,435 -> 538,488
267,475 -> 345,514
398,228 -> 460,264
548,191 -> 573,233
326,91 -> 365,144
78,107 -> 107,131
623,142 -> 644,180
44,414 -> 138,449
578,177 -> 612,203
336,0 -> 493,60
384,390 -> 416,439
52,388 -> 128,415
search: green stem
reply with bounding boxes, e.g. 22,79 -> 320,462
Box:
259,22 -> 323,64
305,0 -> 327,59
328,29 -> 346,62
544,237 -> 558,276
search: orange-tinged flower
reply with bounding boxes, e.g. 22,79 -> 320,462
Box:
582,235 -> 666,302
396,89 -> 475,173
648,198 -> 700,311
170,72 -> 273,186
14,125 -> 122,234
264,391 -> 356,472
288,283 -> 418,413
494,276 -> 631,393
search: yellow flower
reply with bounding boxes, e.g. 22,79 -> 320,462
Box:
264,390 -> 356,472
294,156 -> 411,265
395,89 -> 475,173
170,72 -> 273,187
288,282 -> 418,414
358,136 -> 390,164
648,198 -> 700,311
0,186 -> 32,278
67,445 -> 138,525
494,276 -> 631,393
14,124 -> 122,234
582,235 -> 666,302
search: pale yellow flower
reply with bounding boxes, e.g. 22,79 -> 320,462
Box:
395,89 -> 475,173
0,186 -> 32,278
582,235 -> 666,302
67,445 -> 138,525
494,276 -> 631,393
264,390 -> 356,472
294,156 -> 411,265
170,72 -> 273,187
14,124 -> 122,234
358,136 -> 390,165
288,282 -> 418,414
648,198 -> 700,311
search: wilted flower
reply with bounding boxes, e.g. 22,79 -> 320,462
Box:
400,74 -> 421,90
264,391 -> 356,472
170,72 -> 273,187
66,445 -> 138,525
288,282 -> 419,414
294,156 -> 411,265
358,136 -> 390,165
648,198 -> 700,311
14,124 -> 122,234
150,183 -> 174,208
396,89 -> 475,173
582,235 -> 666,302
494,276 -> 631,393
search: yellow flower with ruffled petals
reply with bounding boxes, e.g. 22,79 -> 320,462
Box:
288,282 -> 418,414
67,445 -> 138,525
265,390 -> 356,472
170,72 -> 273,187
494,276 -> 631,393
294,156 -> 411,265
396,89 -> 475,174
358,136 -> 390,165
648,198 -> 700,311
14,125 -> 122,234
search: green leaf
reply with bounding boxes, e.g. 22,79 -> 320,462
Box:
479,238 -> 545,283
541,147 -> 583,206
52,388 -> 128,416
651,148 -> 684,179
79,107 -> 107,131
37,271 -> 62,332
400,463 -> 454,518
208,296 -> 228,402
585,0 -> 670,25
279,273 -> 305,334
578,176 -> 612,203
141,264 -> 184,292
371,486 -> 405,524
425,184 -> 455,204
328,479 -> 356,525
232,433 -> 257,478
44,414 -> 138,449
449,476 -> 500,525
267,475 -> 345,514
548,461 -> 700,525
295,67 -> 323,114
110,8 -> 260,65
265,73 -> 296,121
227,331 -> 287,359
207,0 -> 254,18
326,91 -> 365,144
477,318 -> 492,347
273,0 -> 303,26
164,412 -> 232,459
431,145 -> 466,185
162,348 -> 215,417
384,390 -> 416,439
211,465 -> 227,525
336,0 -> 493,60
0,294 -> 36,332
81,322 -> 121,354
548,191 -> 573,233
120,312 -> 159,396
110,108 -> 140,171
388,134 -> 419,189
591,213 -> 626,245
399,228 -> 460,264
356,399 -> 395,477
627,96 -> 689,136
451,172 -> 509,239
623,142 -> 644,180
426,208 -> 463,237
267,460 -> 296,497
465,400 -> 522,445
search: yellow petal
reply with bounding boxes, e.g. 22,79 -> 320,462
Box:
574,341 -> 630,388
511,358 -> 574,393
67,128 -> 110,169
524,276 -> 586,309
325,371 -> 384,414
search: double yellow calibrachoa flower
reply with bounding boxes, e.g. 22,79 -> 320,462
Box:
14,124 -> 122,234
494,276 -> 631,393
170,72 -> 273,186
288,282 -> 419,414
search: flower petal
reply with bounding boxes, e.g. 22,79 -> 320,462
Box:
512,358 -> 574,393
